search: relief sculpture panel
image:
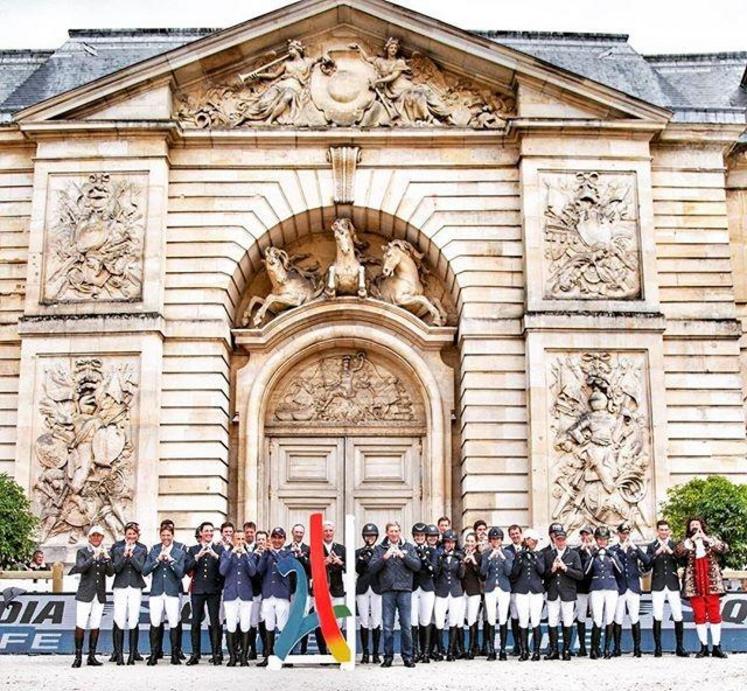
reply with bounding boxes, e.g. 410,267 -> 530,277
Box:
542,171 -> 641,300
548,350 -> 652,537
268,350 -> 424,426
42,172 -> 146,303
31,355 -> 139,543
176,36 -> 514,130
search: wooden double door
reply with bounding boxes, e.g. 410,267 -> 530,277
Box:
266,435 -> 423,533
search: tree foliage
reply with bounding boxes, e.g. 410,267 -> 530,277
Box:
0,473 -> 38,569
660,474 -> 747,570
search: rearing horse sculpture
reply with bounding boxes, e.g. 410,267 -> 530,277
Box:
325,218 -> 368,298
243,247 -> 323,326
373,239 -> 447,326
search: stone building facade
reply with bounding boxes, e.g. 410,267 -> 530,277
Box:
0,0 -> 746,557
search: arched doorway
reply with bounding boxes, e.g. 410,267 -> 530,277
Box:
234,301 -> 456,530
264,347 -> 426,530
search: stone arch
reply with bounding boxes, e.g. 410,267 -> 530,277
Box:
228,205 -> 460,327
234,301 -> 456,527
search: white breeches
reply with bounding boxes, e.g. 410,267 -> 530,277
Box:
463,594 -> 481,626
76,599 -> 104,630
614,590 -> 641,625
410,588 -> 435,627
434,594 -> 464,629
484,589 -> 511,626
509,593 -> 518,620
651,588 -> 683,622
575,593 -> 590,622
113,586 -> 142,629
547,598 -> 576,627
590,590 -> 618,627
149,593 -> 181,628
261,596 -> 290,632
357,587 -> 383,628
224,598 -> 253,633
515,592 -> 544,628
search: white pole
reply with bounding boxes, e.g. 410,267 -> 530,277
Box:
341,513 -> 356,671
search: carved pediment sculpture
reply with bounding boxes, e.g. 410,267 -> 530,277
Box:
543,171 -> 641,299
176,36 -> 514,129
272,351 -> 417,424
549,351 -> 652,537
32,357 -> 138,544
43,173 -> 144,303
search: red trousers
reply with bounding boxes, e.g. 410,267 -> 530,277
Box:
690,594 -> 722,624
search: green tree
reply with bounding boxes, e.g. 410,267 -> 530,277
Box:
0,473 -> 38,569
660,474 -> 747,570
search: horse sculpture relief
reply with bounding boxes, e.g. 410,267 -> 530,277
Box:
325,218 -> 370,298
243,247 -> 323,326
373,239 -> 447,326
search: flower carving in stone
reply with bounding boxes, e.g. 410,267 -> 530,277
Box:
542,171 -> 641,299
43,173 -> 144,303
32,356 -> 138,543
548,351 -> 651,537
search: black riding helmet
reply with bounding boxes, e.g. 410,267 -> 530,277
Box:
362,523 -> 379,537
425,524 -> 439,538
411,522 -> 427,536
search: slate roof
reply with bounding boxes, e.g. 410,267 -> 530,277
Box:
0,25 -> 745,125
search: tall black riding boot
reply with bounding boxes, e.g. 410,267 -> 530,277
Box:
653,619 -> 663,657
531,626 -> 542,661
446,626 -> 457,662
429,624 -> 441,661
247,626 -> 258,660
632,622 -> 642,658
258,629 -> 275,667
113,626 -> 125,665
511,618 -> 521,656
174,621 -> 185,660
127,627 -> 139,665
518,627 -> 529,661
110,623 -> 120,662
576,621 -> 587,657
420,624 -> 431,664
360,627 -> 370,663
186,626 -> 201,665
372,627 -> 382,663
603,623 -> 614,659
545,626 -> 559,660
226,631 -> 238,667
239,630 -> 251,667
499,623 -> 508,660
486,624 -> 496,660
674,620 -> 689,657
147,625 -> 159,665
210,625 -> 222,665
300,633 -> 309,655
72,627 -> 84,668
411,626 -> 420,661
155,623 -> 164,660
613,622 -> 622,657
170,628 -> 182,665
465,623 -> 476,660
87,629 -> 103,666
562,626 -> 573,660
455,626 -> 466,659
207,626 -> 215,663
590,624 -> 601,660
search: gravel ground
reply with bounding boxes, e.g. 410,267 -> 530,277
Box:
1,655 -> 746,691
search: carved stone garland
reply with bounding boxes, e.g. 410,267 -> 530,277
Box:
548,351 -> 651,537
32,357 -> 138,543
271,351 -> 417,424
175,36 -> 514,130
543,171 -> 640,300
44,173 -> 144,303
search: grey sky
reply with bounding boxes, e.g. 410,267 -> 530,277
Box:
0,0 -> 744,54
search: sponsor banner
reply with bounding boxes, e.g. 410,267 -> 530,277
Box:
2,589 -> 747,655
